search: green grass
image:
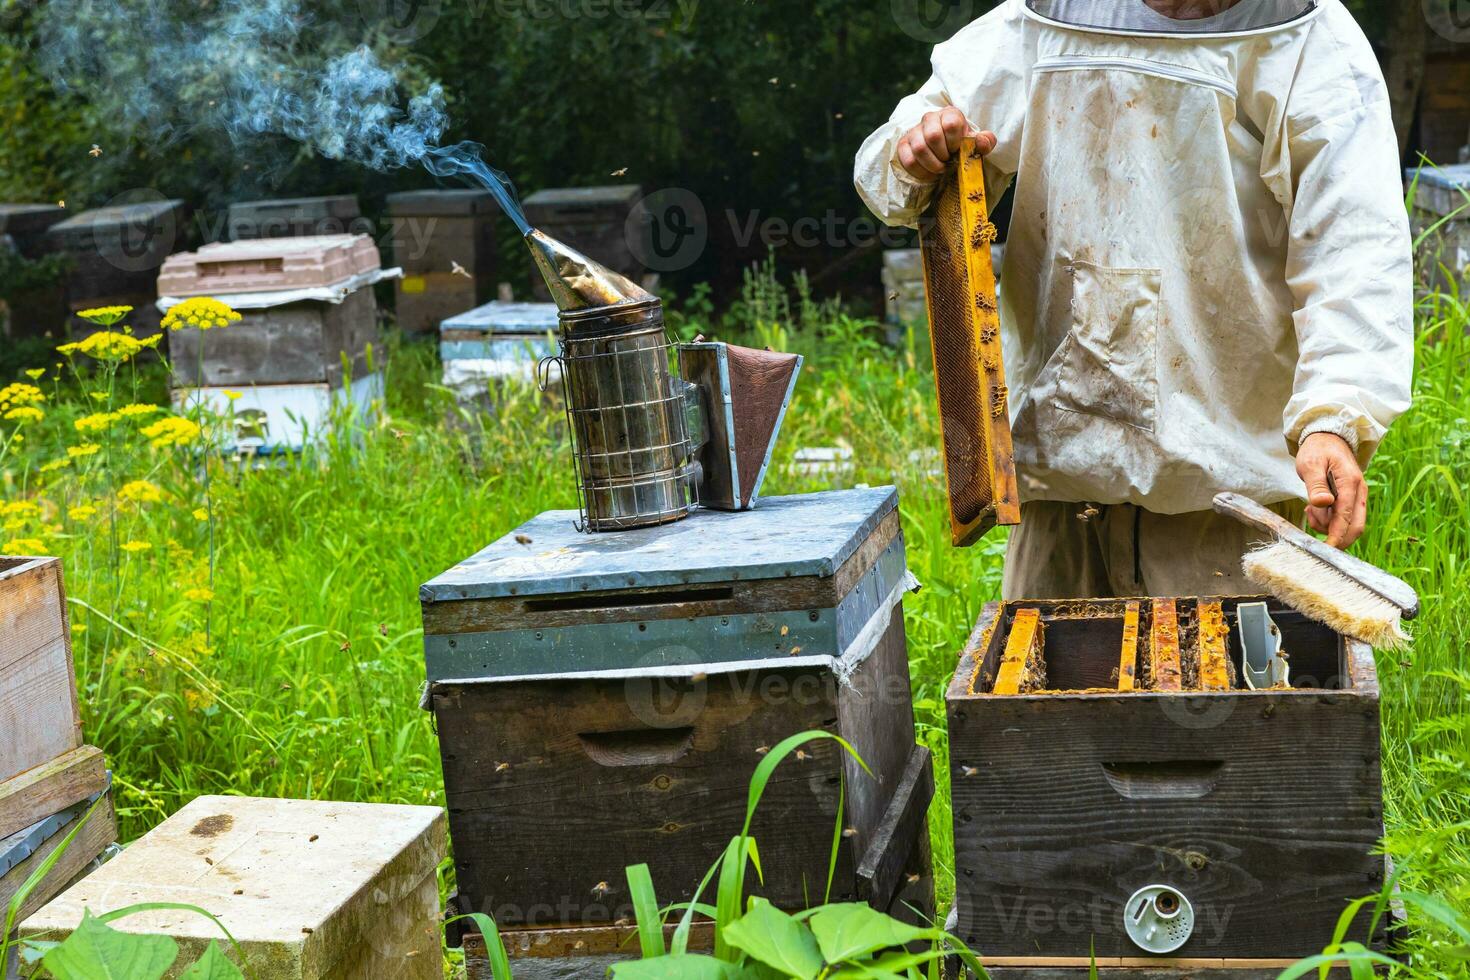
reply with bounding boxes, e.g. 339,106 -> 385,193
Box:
0,265 -> 1466,977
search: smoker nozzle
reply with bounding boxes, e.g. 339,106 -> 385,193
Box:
526,228 -> 653,312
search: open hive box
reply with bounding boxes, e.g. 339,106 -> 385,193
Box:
946,597 -> 1384,976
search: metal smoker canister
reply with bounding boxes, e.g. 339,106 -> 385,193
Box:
556,297 -> 692,531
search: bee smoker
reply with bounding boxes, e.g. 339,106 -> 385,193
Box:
528,229 -> 801,532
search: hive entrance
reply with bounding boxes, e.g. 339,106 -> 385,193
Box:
975,597 -> 1347,696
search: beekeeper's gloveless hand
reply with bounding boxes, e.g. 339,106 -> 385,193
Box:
896,108 -> 997,183
1297,432 -> 1368,550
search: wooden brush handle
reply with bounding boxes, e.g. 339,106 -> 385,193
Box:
1213,492 -> 1420,620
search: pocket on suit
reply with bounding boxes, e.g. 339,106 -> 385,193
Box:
1055,261 -> 1161,432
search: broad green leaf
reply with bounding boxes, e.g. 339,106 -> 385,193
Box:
808,904 -> 933,962
626,863 -> 666,958
721,900 -> 824,980
178,940 -> 245,980
610,953 -> 735,979
42,910 -> 179,980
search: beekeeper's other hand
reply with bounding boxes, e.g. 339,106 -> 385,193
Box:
1297,432 -> 1367,549
896,107 -> 996,183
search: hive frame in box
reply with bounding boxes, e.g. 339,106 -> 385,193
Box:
945,598 -> 1385,973
918,138 -> 1020,547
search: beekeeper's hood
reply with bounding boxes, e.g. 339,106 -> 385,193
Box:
1024,0 -> 1319,37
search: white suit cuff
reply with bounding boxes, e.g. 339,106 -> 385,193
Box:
1299,418 -> 1361,455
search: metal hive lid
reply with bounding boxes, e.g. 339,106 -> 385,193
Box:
439,301 -> 559,336
420,486 -> 900,603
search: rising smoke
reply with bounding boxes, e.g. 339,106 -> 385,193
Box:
36,0 -> 531,234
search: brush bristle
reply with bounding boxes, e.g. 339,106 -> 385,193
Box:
1243,542 -> 1410,651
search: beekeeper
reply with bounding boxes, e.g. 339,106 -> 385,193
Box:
856,0 -> 1413,600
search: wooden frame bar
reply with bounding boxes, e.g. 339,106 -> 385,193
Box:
1118,601 -> 1141,692
1149,599 -> 1182,692
1197,601 -> 1232,692
994,608 -> 1043,696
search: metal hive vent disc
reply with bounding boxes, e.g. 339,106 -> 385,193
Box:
1123,884 -> 1195,954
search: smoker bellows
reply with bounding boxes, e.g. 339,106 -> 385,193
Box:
525,229 -> 801,532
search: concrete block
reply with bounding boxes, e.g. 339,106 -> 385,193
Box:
22,796 -> 447,980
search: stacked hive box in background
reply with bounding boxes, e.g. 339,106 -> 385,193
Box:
423,487 -> 933,961
22,796 -> 446,979
44,199 -> 190,335
438,300 -> 559,399
1409,164 -> 1469,294
0,557 -> 118,924
946,597 -> 1384,977
157,234 -> 394,455
522,185 -> 646,301
387,189 -> 500,334
881,248 -> 927,336
0,204 -> 70,339
226,195 -> 364,241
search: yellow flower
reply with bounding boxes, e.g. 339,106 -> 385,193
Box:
117,403 -> 162,418
120,540 -> 152,553
75,411 -> 122,433
162,297 -> 243,332
224,391 -> 242,401
192,507 -> 209,521
140,416 -> 201,449
58,331 -> 146,362
0,501 -> 41,519
183,687 -> 216,712
3,518 -> 25,532
3,406 -> 43,424
72,623 -> 87,634
23,369 -> 44,380
183,587 -> 215,602
67,443 -> 101,459
118,480 -> 165,505
88,392 -> 108,402
0,382 -> 45,410
76,305 -> 133,327
39,459 -> 70,473
68,505 -> 98,521
1,538 -> 47,556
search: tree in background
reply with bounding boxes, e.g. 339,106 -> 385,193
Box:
0,0 -> 1421,307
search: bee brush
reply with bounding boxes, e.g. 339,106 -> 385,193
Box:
1213,492 -> 1419,651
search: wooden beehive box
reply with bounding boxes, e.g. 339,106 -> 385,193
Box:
423,487 -> 933,930
226,195 -> 363,240
946,597 -> 1383,975
0,204 -> 68,259
1,556 -> 117,916
44,199 -> 190,317
523,185 -> 645,301
387,189 -> 500,334
439,300 -> 558,395
159,235 -> 386,453
1,557 -> 84,788
23,796 -> 446,979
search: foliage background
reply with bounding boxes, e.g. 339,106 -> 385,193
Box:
0,0 -> 1398,307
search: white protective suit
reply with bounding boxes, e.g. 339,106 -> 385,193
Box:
855,0 -> 1413,515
